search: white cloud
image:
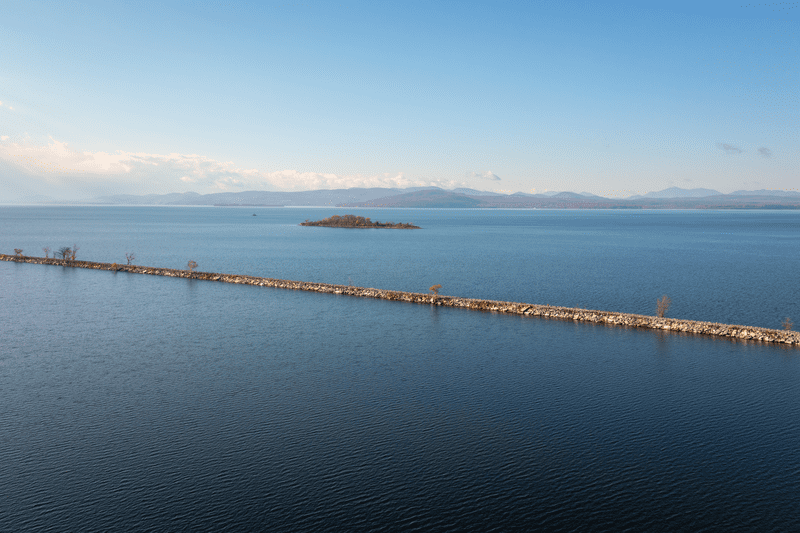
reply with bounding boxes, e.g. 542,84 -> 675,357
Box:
468,170 -> 501,181
0,136 -> 134,178
0,136 -> 8,141
0,136 -> 459,194
718,143 -> 744,154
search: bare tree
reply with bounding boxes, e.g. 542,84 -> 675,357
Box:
429,284 -> 442,296
42,246 -> 51,258
13,248 -> 23,256
126,253 -> 136,265
782,317 -> 794,331
57,247 -> 72,259
187,260 -> 198,272
70,244 -> 80,261
656,295 -> 671,318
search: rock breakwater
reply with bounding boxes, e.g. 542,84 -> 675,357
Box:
3,254 -> 798,347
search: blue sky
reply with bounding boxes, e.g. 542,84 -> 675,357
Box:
0,0 -> 797,200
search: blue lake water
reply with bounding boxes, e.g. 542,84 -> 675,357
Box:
1,207 -> 799,531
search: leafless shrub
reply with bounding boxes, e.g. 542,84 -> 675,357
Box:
42,246 -> 51,258
126,253 -> 136,265
57,247 -> 71,259
782,317 -> 794,331
13,248 -> 23,256
187,260 -> 198,272
429,284 -> 442,296
656,295 -> 671,318
70,245 -> 79,261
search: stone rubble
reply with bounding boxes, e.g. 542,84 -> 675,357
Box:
3,254 -> 798,347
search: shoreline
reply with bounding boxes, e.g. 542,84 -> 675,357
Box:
3,253 -> 798,347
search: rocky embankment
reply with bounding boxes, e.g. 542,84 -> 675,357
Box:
3,254 -> 798,347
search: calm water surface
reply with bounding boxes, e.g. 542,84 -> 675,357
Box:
1,207 -> 799,531
3,206 -> 799,327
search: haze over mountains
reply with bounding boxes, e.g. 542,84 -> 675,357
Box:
10,186 -> 800,209
628,187 -> 723,199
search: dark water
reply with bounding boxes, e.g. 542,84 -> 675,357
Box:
1,207 -> 799,531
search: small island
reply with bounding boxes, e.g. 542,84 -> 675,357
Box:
300,214 -> 420,229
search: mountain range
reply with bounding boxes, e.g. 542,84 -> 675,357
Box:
342,188 -> 800,209
9,186 -> 800,208
627,187 -> 723,199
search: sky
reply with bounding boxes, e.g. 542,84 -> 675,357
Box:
0,0 -> 797,201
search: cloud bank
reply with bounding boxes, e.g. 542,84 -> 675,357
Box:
758,146 -> 772,158
0,137 -> 459,199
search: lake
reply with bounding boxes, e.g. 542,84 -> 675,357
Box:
1,207 -> 799,531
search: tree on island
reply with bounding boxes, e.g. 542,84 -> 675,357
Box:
42,246 -> 51,258
187,260 -> 198,273
300,214 -> 420,229
57,247 -> 72,260
126,253 -> 136,265
14,249 -> 23,257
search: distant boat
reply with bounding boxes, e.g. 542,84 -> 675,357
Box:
253,214 -> 257,216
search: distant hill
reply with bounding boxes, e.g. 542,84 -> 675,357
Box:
93,187 -> 417,206
551,192 -> 587,199
342,191 -> 636,209
506,191 -> 601,199
628,187 -> 723,199
451,188 -> 504,196
729,189 -> 800,197
346,189 -> 485,208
